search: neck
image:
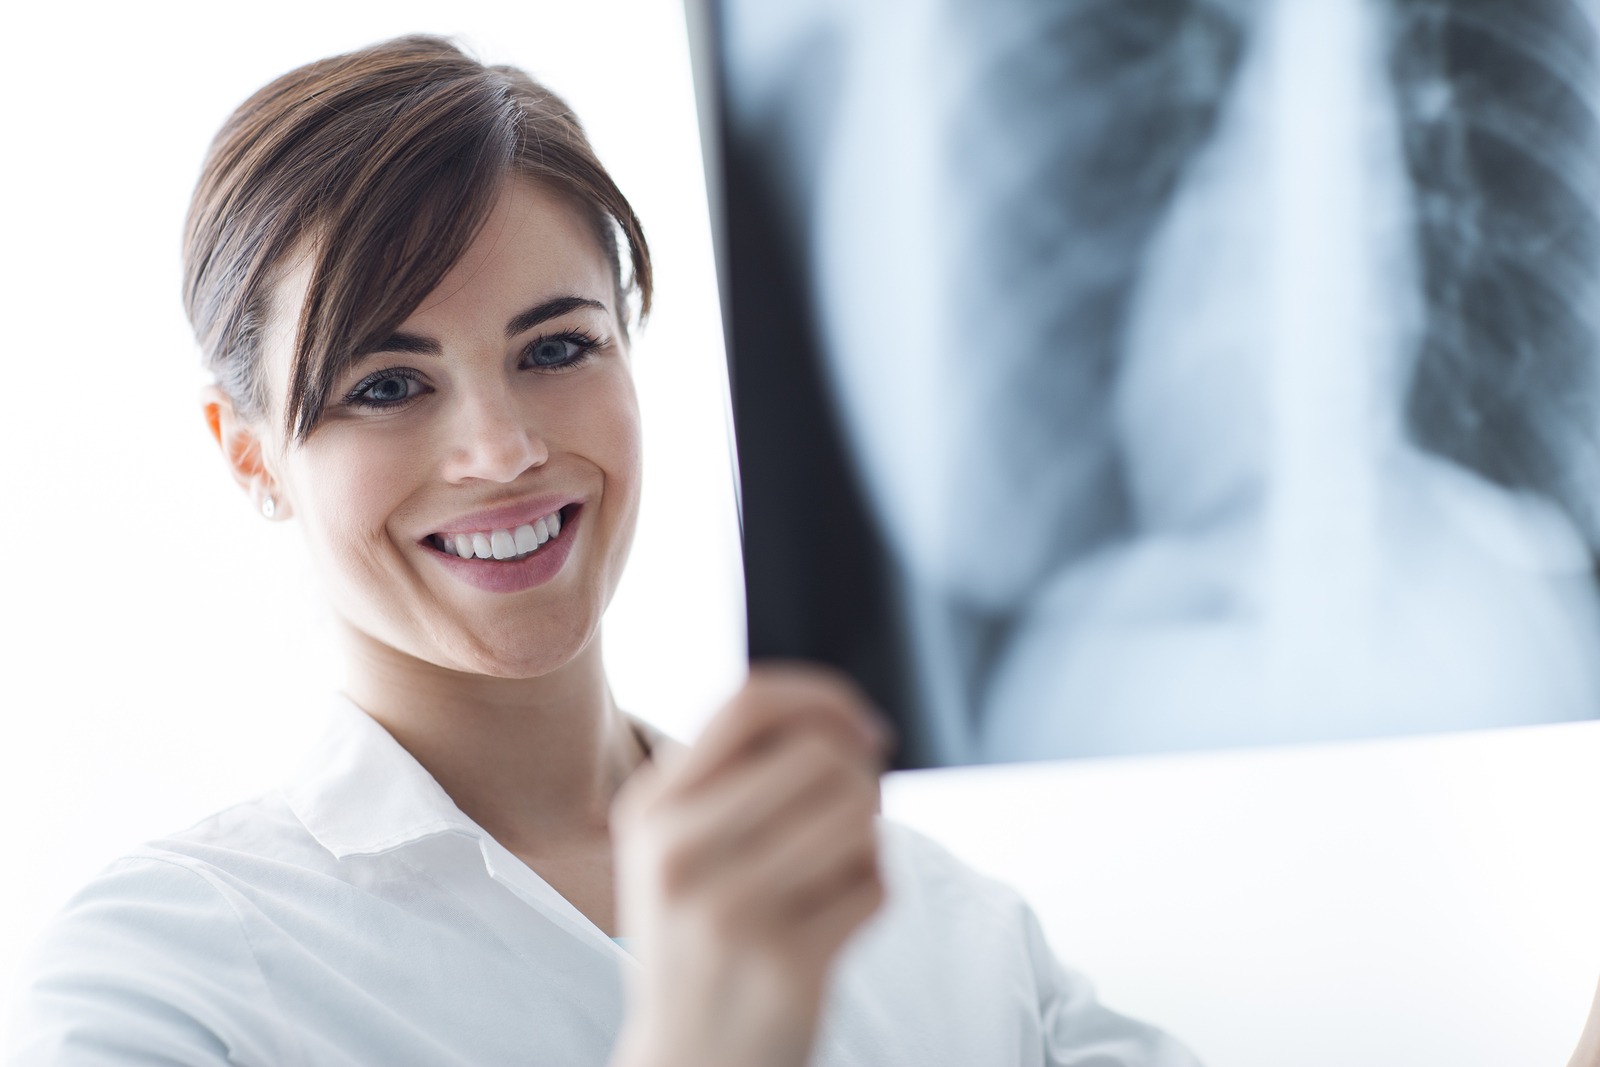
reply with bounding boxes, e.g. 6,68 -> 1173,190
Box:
337,620 -> 644,851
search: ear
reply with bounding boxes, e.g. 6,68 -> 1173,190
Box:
201,384 -> 293,520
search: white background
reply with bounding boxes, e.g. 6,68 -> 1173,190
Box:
2,3 -> 1597,1066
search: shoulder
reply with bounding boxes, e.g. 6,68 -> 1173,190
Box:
860,818 -> 1048,981
145,790 -> 339,882
842,818 -> 1204,1067
7,799 -> 309,1065
31,789 -> 336,955
873,817 -> 1037,933
30,790 -> 313,944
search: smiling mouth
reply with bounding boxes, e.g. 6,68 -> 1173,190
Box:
424,504 -> 576,562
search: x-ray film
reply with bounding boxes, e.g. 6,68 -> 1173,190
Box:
689,0 -> 1600,768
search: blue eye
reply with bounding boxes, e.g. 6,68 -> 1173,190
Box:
525,331 -> 600,369
345,368 -> 427,409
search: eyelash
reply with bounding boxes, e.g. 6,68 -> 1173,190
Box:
341,329 -> 607,411
524,329 -> 604,373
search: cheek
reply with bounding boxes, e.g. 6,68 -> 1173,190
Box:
605,380 -> 644,506
287,436 -> 419,579
553,362 -> 641,468
604,392 -> 643,503
569,369 -> 643,552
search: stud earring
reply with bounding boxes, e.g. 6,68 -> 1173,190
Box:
262,494 -> 277,519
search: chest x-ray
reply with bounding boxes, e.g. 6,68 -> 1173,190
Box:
690,0 -> 1600,768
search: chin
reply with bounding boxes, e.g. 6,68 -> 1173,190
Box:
439,621 -> 596,680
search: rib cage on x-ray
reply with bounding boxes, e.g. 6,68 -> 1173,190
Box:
704,0 -> 1600,767
1395,1 -> 1600,543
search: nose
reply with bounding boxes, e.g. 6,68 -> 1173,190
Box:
441,386 -> 549,484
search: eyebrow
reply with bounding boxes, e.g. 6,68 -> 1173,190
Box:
361,295 -> 609,359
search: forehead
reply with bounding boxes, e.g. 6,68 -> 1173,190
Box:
256,178 -> 618,422
395,178 -> 617,335
263,178 -> 615,357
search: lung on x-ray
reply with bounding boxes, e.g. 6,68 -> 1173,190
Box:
688,0 -> 1600,769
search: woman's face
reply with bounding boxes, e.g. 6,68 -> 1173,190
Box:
253,178 -> 641,678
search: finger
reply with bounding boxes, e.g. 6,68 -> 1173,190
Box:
784,859 -> 886,966
707,780 -> 880,929
672,664 -> 888,798
654,730 -> 876,892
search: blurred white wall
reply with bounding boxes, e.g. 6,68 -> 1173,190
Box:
883,721 -> 1600,1067
1,3 -> 1596,1066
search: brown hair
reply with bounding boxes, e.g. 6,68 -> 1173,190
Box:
183,34 -> 652,444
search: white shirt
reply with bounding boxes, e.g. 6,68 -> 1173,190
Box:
9,696 -> 1199,1066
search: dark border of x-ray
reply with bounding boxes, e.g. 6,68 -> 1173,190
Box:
682,0 -> 932,769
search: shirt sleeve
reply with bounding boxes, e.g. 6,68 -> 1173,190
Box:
7,856 -> 299,1067
1019,904 -> 1203,1067
871,819 -> 1202,1067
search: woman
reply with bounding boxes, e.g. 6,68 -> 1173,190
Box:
6,34 -> 1201,1067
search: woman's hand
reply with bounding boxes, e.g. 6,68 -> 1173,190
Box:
608,664 -> 891,1067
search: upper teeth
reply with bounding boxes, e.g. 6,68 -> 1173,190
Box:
442,510 -> 563,560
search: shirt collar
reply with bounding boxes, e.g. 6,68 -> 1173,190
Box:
283,694 -> 485,859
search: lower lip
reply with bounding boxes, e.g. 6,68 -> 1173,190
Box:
424,507 -> 580,594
